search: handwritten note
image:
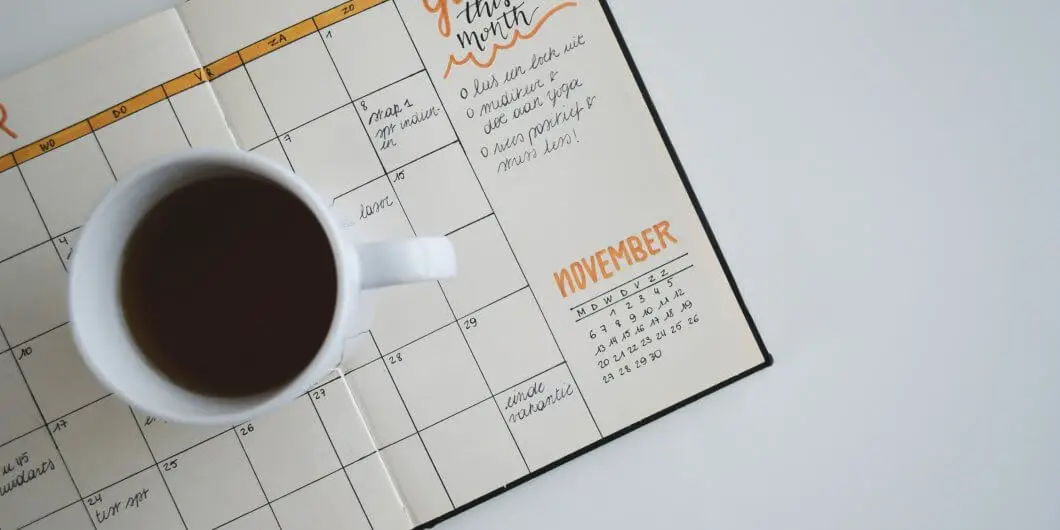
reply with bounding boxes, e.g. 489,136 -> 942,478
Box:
1,450 -> 56,498
452,31 -> 597,175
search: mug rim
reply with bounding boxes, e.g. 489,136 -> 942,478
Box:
69,148 -> 357,425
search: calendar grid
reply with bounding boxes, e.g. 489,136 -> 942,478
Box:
444,212 -> 494,237
329,139 -> 458,203
0,1 -> 675,527
6,288 -> 567,504
388,0 -> 605,438
575,264 -> 696,322
440,284 -> 532,469
239,61 -> 297,173
231,428 -> 283,527
206,355 -> 576,528
569,253 -> 692,312
5,308 -> 572,527
243,65 -> 430,153
454,284 -> 529,321
0,1 -> 390,171
3,281 -> 585,530
0,240 -> 49,267
305,395 -> 376,530
0,323 -> 99,529
330,20 -> 542,488
315,7 -> 541,508
0,390 -> 111,456
164,98 -> 195,150
88,129 -> 119,182
3,322 -> 68,352
315,27 -> 391,188
246,101 -> 350,152
363,331 -> 457,512
14,166 -> 68,273
212,466 -> 346,530
88,90 -> 200,530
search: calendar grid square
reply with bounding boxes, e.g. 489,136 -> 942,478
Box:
10,167 -> 68,272
311,12 -> 552,499
1,342 -> 94,528
242,68 -> 428,154
18,325 -> 110,422
364,331 -> 456,511
305,397 -> 374,523
231,428 -> 283,525
214,506 -> 279,530
52,395 -> 154,495
7,321 -> 69,352
126,406 -> 190,530
20,501 -> 93,529
45,393 -> 112,427
19,135 -> 115,237
240,63 -> 296,171
165,97 -> 195,149
0,168 -> 49,261
314,30 -> 389,191
0,3 -> 502,528
273,100 -> 351,142
163,431 -> 270,529
0,422 -> 43,452
0,349 -> 44,443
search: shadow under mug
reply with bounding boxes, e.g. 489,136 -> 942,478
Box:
68,149 -> 456,425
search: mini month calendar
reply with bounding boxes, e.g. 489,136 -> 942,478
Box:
0,1 -> 772,528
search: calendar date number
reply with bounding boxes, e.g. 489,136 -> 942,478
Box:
602,350 -> 664,383
586,274 -> 701,385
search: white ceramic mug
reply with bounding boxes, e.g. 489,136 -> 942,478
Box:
68,149 -> 456,425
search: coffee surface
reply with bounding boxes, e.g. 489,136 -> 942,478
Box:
120,176 -> 337,397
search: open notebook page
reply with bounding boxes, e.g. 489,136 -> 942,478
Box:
0,1 -> 770,528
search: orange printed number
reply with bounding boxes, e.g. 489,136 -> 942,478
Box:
0,103 -> 16,139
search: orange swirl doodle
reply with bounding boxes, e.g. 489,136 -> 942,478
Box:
424,0 -> 578,79
423,0 -> 460,37
0,103 -> 16,139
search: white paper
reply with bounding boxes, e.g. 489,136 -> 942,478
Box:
0,1 -> 770,528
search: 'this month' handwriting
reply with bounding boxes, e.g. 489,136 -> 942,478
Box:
425,0 -> 579,77
554,221 -> 679,298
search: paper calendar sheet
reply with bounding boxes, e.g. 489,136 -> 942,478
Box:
0,1 -> 772,528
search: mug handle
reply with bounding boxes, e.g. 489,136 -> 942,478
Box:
356,238 -> 457,289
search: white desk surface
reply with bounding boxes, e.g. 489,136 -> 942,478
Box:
2,0 -> 1058,528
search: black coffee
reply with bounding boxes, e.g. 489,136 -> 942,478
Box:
120,176 -> 337,397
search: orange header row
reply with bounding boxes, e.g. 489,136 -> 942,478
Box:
241,19 -> 318,62
0,0 -> 388,167
90,86 -> 167,130
315,0 -> 387,29
164,69 -> 207,97
14,121 -> 92,165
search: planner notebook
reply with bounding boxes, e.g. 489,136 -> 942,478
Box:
0,1 -> 772,528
